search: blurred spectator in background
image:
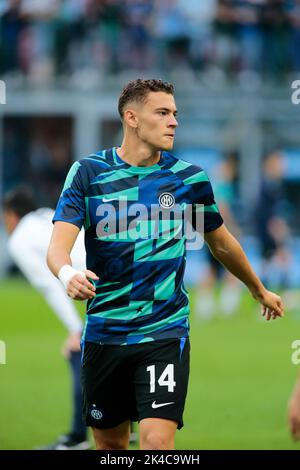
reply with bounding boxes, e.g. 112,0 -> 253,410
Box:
286,0 -> 300,73
2,121 -> 27,192
214,0 -> 237,80
173,0 -> 218,77
263,216 -> 294,288
121,0 -> 154,71
255,150 -> 285,260
35,138 -> 71,206
3,116 -> 72,207
232,0 -> 265,86
0,0 -> 28,78
29,129 -> 53,186
1,0 -> 300,84
100,0 -> 124,74
153,0 -> 191,73
262,0 -> 289,82
254,150 -> 293,287
196,154 -> 243,319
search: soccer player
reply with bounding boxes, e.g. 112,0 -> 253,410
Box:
3,187 -> 89,450
47,78 -> 284,450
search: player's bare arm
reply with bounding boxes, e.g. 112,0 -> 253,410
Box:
47,221 -> 99,301
204,224 -> 284,320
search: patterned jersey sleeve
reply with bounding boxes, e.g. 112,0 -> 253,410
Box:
191,169 -> 224,233
53,161 -> 88,229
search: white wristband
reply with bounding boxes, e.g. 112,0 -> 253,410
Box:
58,265 -> 86,290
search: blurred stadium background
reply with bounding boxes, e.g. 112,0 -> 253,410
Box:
1,0 -> 300,450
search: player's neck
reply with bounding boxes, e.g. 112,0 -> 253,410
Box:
118,139 -> 161,167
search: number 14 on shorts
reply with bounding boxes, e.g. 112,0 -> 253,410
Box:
147,364 -> 176,393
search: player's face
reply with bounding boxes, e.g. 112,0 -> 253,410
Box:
135,92 -> 178,151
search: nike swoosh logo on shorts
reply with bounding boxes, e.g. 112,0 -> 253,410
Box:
151,401 -> 174,409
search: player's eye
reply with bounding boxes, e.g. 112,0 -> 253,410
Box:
158,111 -> 167,116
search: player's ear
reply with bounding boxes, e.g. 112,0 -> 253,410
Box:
123,108 -> 138,129
2,210 -> 19,234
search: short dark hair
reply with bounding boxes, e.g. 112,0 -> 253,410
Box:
118,78 -> 175,118
3,186 -> 37,218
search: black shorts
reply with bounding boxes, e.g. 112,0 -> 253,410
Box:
81,337 -> 190,430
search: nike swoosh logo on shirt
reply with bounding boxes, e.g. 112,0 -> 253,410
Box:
151,401 -> 174,409
102,197 -> 118,202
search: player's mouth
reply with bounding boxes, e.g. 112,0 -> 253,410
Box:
164,134 -> 175,139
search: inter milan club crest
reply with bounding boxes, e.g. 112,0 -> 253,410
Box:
159,192 -> 175,209
91,405 -> 103,420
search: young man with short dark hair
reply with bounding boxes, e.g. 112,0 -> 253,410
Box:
47,79 -> 284,450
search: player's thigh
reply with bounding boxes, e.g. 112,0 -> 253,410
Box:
81,342 -> 134,429
134,337 -> 190,429
92,420 -> 131,450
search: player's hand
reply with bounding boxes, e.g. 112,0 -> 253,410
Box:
288,379 -> 300,440
62,331 -> 82,359
255,289 -> 284,320
67,269 -> 99,301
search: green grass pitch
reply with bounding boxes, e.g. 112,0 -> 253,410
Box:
0,278 -> 299,450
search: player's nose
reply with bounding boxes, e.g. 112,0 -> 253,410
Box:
168,116 -> 178,127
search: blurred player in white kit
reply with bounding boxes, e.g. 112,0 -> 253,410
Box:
3,186 -> 89,450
